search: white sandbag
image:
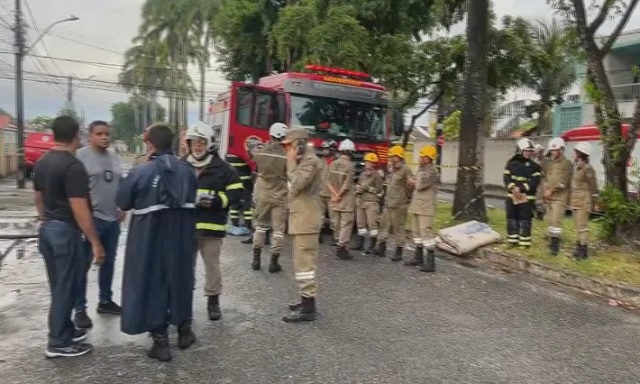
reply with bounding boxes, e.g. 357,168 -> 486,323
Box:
436,220 -> 501,256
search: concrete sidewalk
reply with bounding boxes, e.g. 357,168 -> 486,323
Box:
0,176 -> 35,212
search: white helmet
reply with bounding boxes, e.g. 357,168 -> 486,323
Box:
575,141 -> 592,156
516,138 -> 535,152
338,139 -> 355,152
186,121 -> 215,151
269,122 -> 288,139
546,137 -> 566,152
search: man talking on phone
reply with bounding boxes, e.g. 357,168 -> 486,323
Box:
281,128 -> 323,323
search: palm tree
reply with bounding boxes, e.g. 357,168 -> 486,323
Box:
524,19 -> 578,135
138,0 -> 200,134
188,0 -> 220,120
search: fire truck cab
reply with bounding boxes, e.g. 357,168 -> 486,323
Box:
206,65 -> 404,175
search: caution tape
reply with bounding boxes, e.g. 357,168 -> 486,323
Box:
405,163 -> 483,171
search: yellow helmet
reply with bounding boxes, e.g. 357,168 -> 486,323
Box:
388,145 -> 404,159
364,152 -> 379,163
419,145 -> 437,160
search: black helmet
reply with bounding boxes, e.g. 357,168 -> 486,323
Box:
321,139 -> 338,150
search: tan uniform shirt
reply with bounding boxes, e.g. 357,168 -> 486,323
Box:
408,163 -> 439,216
254,141 -> 288,204
570,163 -> 598,210
545,156 -> 573,202
384,163 -> 413,209
327,156 -> 355,212
319,158 -> 333,198
287,149 -> 324,235
357,170 -> 384,203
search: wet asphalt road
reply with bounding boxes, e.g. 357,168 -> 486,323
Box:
2,228 -> 640,384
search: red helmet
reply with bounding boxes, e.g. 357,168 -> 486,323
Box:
142,126 -> 152,143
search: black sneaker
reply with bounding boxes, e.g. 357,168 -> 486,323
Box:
72,328 -> 88,343
74,310 -> 93,329
45,342 -> 93,358
97,301 -> 122,315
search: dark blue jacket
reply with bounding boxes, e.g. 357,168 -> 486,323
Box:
116,152 -> 197,335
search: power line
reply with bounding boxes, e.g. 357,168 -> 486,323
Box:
0,49 -> 230,85
23,0 -> 65,77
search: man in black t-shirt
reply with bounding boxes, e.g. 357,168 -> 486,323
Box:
33,115 -> 105,359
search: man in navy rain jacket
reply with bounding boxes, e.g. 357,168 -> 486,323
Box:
116,124 -> 198,362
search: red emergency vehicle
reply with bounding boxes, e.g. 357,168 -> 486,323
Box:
206,65 -> 404,174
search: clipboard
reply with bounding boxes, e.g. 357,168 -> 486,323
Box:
511,193 -> 528,205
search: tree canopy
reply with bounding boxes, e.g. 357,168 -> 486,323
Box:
110,96 -> 166,147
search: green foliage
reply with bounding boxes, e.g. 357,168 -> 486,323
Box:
110,97 -> 166,147
596,185 -> 640,243
27,116 -> 54,132
429,110 -> 493,139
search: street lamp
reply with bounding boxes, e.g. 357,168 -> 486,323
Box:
14,13 -> 79,189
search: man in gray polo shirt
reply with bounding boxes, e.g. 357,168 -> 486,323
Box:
74,120 -> 125,329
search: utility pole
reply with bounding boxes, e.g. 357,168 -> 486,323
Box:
13,0 -> 26,189
66,75 -> 73,101
11,10 -> 78,189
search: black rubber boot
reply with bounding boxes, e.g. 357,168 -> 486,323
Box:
147,330 -> 171,362
572,241 -> 581,258
268,254 -> 282,273
251,248 -> 261,271
283,297 -> 316,323
421,249 -> 436,272
318,233 -> 324,244
365,237 -> 377,254
375,241 -> 387,257
350,235 -> 365,251
404,246 -> 423,266
391,247 -> 403,262
507,219 -> 519,246
207,295 -> 221,321
336,245 -> 354,260
177,320 -> 196,349
549,236 -> 560,256
575,244 -> 588,260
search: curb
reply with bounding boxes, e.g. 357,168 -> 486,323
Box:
477,248 -> 640,306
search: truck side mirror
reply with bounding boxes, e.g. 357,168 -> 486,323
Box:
392,110 -> 405,136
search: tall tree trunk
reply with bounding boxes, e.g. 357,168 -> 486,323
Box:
452,0 -> 489,222
199,61 -> 206,121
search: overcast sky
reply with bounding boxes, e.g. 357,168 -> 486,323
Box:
0,0 -> 638,126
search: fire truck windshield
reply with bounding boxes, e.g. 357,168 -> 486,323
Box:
290,94 -> 386,142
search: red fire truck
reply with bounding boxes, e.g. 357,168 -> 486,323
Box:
206,65 -> 404,174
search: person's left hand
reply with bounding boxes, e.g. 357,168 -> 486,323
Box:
117,209 -> 126,223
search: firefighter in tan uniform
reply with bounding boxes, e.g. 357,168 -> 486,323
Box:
375,145 -> 413,261
327,139 -> 356,260
352,153 -> 384,254
570,142 -> 598,260
405,145 -> 439,272
533,144 -> 547,221
282,128 -> 323,323
250,123 -> 289,273
318,140 -> 338,244
542,137 -> 573,255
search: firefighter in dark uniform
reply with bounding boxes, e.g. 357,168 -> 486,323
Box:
503,138 -> 542,247
184,122 -> 244,321
225,153 -> 254,230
